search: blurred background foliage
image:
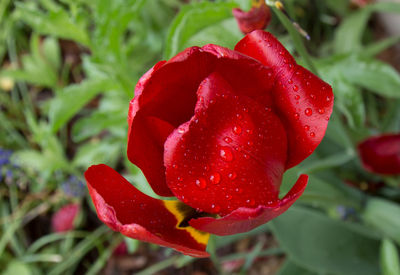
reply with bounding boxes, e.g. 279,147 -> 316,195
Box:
0,0 -> 400,274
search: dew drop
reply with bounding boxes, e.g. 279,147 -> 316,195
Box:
172,164 -> 178,169
325,116 -> 330,121
304,125 -> 310,131
220,147 -> 233,162
233,125 -> 242,135
247,141 -> 254,146
293,85 -> 299,91
326,96 -> 331,102
294,113 -> 300,120
226,194 -> 232,200
306,81 -> 310,86
246,199 -> 256,206
236,113 -> 242,119
243,153 -> 250,159
235,187 -> 243,194
209,172 -> 221,185
228,172 -> 237,180
178,127 -> 185,134
211,204 -> 221,212
305,108 -> 313,116
267,72 -> 273,77
235,146 -> 242,152
195,178 -> 207,189
224,137 -> 232,143
265,107 -> 272,112
318,108 -> 325,114
246,129 -> 253,134
288,79 -> 293,84
204,165 -> 210,171
294,95 -> 300,100
310,132 -> 316,137
243,107 -> 249,113
177,176 -> 183,182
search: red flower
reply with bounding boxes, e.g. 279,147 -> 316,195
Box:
232,1 -> 271,34
85,31 -> 334,257
52,203 -> 80,233
358,134 -> 400,175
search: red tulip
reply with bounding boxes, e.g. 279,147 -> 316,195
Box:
358,134 -> 400,175
85,31 -> 334,257
52,203 -> 80,233
232,1 -> 271,34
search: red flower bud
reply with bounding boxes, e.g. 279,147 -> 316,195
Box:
85,31 -> 334,257
52,203 -> 80,233
358,134 -> 400,175
233,2 -> 271,34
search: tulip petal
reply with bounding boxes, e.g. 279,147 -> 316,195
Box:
189,174 -> 308,235
164,72 -> 287,216
232,2 -> 271,34
235,30 -> 334,168
358,134 -> 400,175
128,44 -> 276,197
85,164 -> 210,257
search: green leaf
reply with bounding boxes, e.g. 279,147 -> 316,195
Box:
164,1 -> 237,59
334,2 -> 400,54
49,78 -> 116,132
14,2 -> 90,46
278,260 -> 317,275
42,37 -> 62,71
3,261 -> 32,275
363,198 -> 400,246
271,207 -> 380,275
71,110 -> 126,142
339,57 -> 400,98
184,18 -> 242,50
72,139 -> 122,168
381,238 -> 400,275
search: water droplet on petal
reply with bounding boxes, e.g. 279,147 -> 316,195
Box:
178,127 -> 185,133
243,154 -> 250,159
195,178 -> 207,189
305,108 -> 313,116
293,85 -> 299,91
310,132 -> 315,137
246,199 -> 256,206
226,194 -> 232,200
172,164 -> 178,169
177,176 -> 183,182
288,79 -> 293,84
294,95 -> 300,100
220,147 -> 233,162
247,141 -> 253,146
228,172 -> 237,180
294,113 -> 300,120
235,187 -> 243,194
224,137 -> 232,143
326,96 -> 331,102
318,108 -> 325,114
304,125 -> 310,131
310,94 -> 316,100
211,204 -> 221,212
233,125 -> 242,135
236,113 -> 242,119
209,172 -> 221,185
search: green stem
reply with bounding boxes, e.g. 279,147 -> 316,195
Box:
271,6 -> 319,75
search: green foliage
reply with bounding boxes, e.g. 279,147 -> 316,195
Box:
380,238 -> 400,275
271,207 -> 381,275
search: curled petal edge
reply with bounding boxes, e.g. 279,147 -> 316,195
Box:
189,174 -> 308,236
86,165 -> 209,258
